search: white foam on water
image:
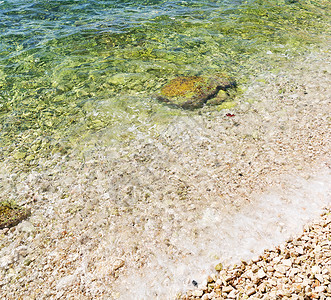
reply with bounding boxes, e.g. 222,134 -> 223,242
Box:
116,166 -> 331,299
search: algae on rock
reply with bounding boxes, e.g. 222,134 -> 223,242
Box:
0,201 -> 31,229
156,74 -> 236,109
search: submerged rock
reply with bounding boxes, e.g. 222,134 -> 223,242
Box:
0,201 -> 31,229
156,74 -> 236,109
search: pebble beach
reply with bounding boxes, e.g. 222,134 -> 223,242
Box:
0,42 -> 330,300
181,207 -> 331,299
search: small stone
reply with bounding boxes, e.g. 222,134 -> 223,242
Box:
17,221 -> 35,233
13,152 -> 26,159
322,268 -> 329,275
315,274 -> 323,283
23,258 -> 33,266
228,290 -> 237,298
257,269 -> 267,279
215,263 -> 223,271
108,73 -> 129,85
1,227 -> 9,234
56,274 -> 76,290
210,274 -> 217,282
283,259 -> 292,267
282,289 -> 292,297
269,291 -> 277,298
200,280 -> 208,291
302,279 -> 311,287
314,285 -> 326,293
311,266 -> 321,274
201,294 -> 209,300
294,247 -> 304,255
55,290 -> 64,299
251,265 -> 259,273
288,268 -> 300,277
246,288 -> 256,296
192,289 -> 204,297
215,279 -> 222,287
0,255 -> 14,270
274,271 -> 284,278
273,256 -> 282,264
258,283 -> 266,293
222,286 -> 233,293
243,270 -> 254,280
275,265 -> 287,274
25,154 -> 35,162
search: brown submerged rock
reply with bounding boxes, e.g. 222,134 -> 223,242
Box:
0,201 -> 31,229
156,74 -> 236,109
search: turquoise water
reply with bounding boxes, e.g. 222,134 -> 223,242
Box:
0,0 -> 329,162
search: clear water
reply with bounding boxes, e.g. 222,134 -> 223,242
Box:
0,0 -> 329,161
0,2 -> 330,298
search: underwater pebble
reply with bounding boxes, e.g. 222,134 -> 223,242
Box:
56,274 -> 76,291
0,255 -> 14,270
17,221 -> 35,233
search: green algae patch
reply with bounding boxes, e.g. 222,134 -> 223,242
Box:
216,101 -> 237,111
0,201 -> 31,229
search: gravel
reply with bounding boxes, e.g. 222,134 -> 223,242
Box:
0,45 -> 330,299
181,207 -> 331,299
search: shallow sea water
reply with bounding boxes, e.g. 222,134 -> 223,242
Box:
0,1 -> 330,299
0,0 -> 330,160
119,170 -> 331,298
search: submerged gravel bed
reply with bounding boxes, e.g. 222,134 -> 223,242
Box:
181,207 -> 331,299
0,46 -> 330,299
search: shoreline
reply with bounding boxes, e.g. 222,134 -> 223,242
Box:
181,205 -> 331,299
0,45 -> 330,299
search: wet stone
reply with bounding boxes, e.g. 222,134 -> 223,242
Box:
0,201 -> 31,229
192,280 -> 198,287
156,74 -> 236,109
215,263 -> 223,272
17,221 -> 35,234
201,294 -> 209,300
192,289 -> 203,297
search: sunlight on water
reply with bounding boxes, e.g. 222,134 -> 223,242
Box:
0,3 -> 330,297
0,0 -> 330,163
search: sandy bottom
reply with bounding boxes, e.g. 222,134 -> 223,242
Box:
0,46 -> 330,299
